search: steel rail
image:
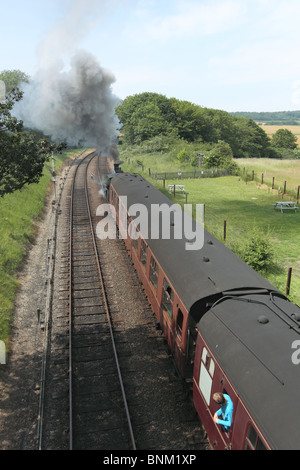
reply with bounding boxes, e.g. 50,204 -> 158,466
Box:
68,155 -> 78,451
86,155 -> 137,450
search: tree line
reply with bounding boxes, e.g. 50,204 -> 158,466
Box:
231,110 -> 300,125
1,69 -> 299,197
116,92 -> 299,165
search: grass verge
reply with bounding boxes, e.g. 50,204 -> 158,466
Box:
0,149 -> 82,345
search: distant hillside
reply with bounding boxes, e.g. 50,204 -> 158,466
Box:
231,110 -> 300,125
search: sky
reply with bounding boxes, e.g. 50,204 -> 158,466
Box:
1,0 -> 300,112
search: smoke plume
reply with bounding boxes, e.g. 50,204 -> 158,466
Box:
14,0 -> 121,157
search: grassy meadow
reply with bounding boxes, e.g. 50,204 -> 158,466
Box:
0,149 -> 82,345
238,158 -> 300,197
120,154 -> 300,306
1,146 -> 299,346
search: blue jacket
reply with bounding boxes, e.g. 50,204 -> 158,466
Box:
216,394 -> 234,431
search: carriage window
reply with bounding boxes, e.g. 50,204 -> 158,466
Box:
110,189 -> 115,205
201,347 -> 215,377
199,347 -> 215,405
161,279 -> 173,320
130,223 -> 139,252
119,200 -> 127,229
133,236 -> 139,251
244,424 -> 266,450
176,308 -> 184,340
140,240 -> 148,267
150,256 -> 159,289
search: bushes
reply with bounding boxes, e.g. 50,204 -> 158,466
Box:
203,140 -> 239,174
229,228 -> 274,273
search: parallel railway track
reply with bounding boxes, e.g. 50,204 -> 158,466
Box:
68,152 -> 136,450
38,150 -> 206,451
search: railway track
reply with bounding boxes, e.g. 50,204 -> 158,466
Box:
39,151 -> 207,451
68,153 -> 136,450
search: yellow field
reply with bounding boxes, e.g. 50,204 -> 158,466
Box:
260,124 -> 300,146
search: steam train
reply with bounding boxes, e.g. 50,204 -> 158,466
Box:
107,171 -> 300,450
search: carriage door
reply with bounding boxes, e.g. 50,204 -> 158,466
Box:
161,278 -> 174,347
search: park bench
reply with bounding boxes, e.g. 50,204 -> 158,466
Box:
272,201 -> 299,213
168,184 -> 185,193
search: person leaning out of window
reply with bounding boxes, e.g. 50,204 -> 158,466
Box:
213,392 -> 234,432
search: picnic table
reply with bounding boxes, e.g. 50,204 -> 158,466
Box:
168,184 -> 185,193
272,201 -> 299,213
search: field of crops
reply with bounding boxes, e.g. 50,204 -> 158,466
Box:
260,124 -> 300,145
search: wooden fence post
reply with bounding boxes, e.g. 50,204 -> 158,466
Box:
284,181 -> 287,194
224,220 -> 227,241
297,185 -> 300,204
272,177 -> 275,190
286,267 -> 292,296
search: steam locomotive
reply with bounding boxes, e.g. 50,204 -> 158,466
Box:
108,171 -> 300,450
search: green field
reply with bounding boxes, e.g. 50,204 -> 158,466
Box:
1,151 -> 299,345
0,149 -> 81,344
121,156 -> 300,306
238,158 -> 300,198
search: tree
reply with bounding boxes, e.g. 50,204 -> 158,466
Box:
0,89 -> 50,197
233,117 -> 273,158
170,99 -> 212,142
241,229 -> 274,272
203,140 -> 238,172
129,102 -> 172,143
0,69 -> 30,94
272,129 -> 298,150
116,92 -> 177,144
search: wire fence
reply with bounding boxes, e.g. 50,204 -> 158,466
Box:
239,167 -> 300,202
150,168 -> 231,180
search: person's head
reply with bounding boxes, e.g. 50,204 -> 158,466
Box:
213,392 -> 225,405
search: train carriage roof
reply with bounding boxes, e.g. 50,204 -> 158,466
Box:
199,293 -> 300,450
110,173 -> 278,314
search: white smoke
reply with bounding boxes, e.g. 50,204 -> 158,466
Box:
14,0 -> 122,156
